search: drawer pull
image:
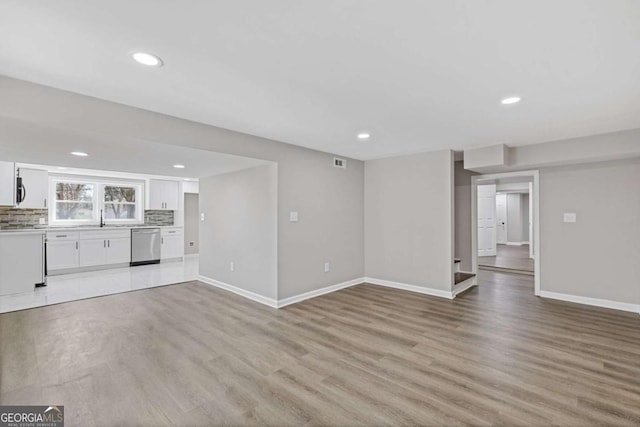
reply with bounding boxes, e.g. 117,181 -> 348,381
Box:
55,235 -> 67,238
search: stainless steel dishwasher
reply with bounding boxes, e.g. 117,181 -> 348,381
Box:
130,228 -> 161,266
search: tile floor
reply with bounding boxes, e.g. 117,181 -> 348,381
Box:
0,255 -> 199,313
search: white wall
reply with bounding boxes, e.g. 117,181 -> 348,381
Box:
199,164 -> 278,299
540,158 -> 640,306
365,150 -> 454,291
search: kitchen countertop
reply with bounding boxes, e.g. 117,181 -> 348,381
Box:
0,225 -> 182,234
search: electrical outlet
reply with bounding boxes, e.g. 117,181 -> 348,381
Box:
563,213 -> 577,223
230,261 -> 235,272
189,241 -> 194,247
39,218 -> 46,225
200,213 -> 205,222
289,211 -> 299,222
324,262 -> 330,273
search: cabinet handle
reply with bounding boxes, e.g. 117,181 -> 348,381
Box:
104,240 -> 106,248
55,235 -> 67,238
108,240 -> 110,248
44,198 -> 47,208
76,241 -> 78,250
161,237 -> 164,245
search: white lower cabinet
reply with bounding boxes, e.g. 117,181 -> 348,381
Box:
48,229 -> 131,272
161,227 -> 183,260
107,237 -> 131,264
47,232 -> 80,271
79,238 -> 108,267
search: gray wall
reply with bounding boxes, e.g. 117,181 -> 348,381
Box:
540,158 -> 640,305
506,194 -> 523,243
454,161 -> 477,271
199,164 -> 278,299
0,77 -> 365,300
522,194 -> 530,242
365,150 -> 454,291
184,193 -> 199,255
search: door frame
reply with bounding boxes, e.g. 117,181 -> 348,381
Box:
471,170 -> 541,296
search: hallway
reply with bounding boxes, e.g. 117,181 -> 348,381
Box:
479,244 -> 534,273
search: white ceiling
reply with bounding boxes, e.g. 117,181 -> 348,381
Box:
1,1 -> 639,160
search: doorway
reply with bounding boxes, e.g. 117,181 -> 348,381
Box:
472,171 -> 541,295
184,192 -> 199,255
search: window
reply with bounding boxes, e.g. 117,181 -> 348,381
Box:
54,182 -> 96,221
50,177 -> 144,225
104,185 -> 137,220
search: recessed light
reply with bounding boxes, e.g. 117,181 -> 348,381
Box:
173,164 -> 185,169
357,133 -> 371,141
131,52 -> 163,67
70,151 -> 88,157
501,96 -> 521,105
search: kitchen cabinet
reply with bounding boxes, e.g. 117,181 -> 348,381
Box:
47,232 -> 80,271
106,236 -> 131,264
0,161 -> 16,206
79,229 -> 131,267
148,179 -> 180,210
16,168 -> 49,209
161,227 -> 183,260
0,231 -> 46,295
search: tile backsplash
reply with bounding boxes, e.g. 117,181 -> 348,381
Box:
0,207 -> 48,230
144,210 -> 174,226
0,208 -> 174,229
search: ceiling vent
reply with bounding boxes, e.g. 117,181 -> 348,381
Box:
333,157 -> 347,169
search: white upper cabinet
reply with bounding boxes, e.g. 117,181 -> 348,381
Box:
147,179 -> 180,210
0,161 -> 16,207
16,168 -> 48,209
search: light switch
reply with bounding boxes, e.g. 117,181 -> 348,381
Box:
563,213 -> 577,223
200,213 -> 205,222
289,211 -> 299,222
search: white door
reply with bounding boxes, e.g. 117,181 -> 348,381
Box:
79,239 -> 107,267
496,193 -> 507,244
161,234 -> 183,259
478,184 -> 497,256
163,181 -> 180,210
106,237 -> 131,264
47,240 -> 79,270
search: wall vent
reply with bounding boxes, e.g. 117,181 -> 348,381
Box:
333,157 -> 347,169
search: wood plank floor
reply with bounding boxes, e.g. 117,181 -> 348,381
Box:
1,271 -> 639,426
479,244 -> 534,273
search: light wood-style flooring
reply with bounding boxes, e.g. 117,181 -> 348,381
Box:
479,244 -> 534,273
1,271 -> 639,426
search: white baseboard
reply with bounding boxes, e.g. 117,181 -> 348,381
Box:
364,277 -> 454,299
198,275 -> 278,308
199,275 -> 473,309
198,275 -> 365,309
539,290 -> 640,314
276,277 -> 364,308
